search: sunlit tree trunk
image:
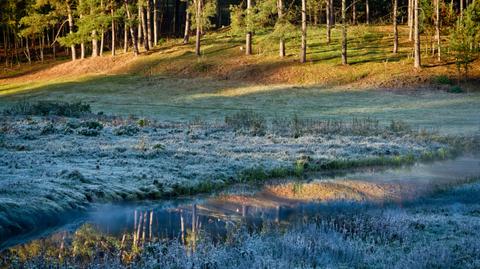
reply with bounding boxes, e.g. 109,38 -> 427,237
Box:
435,0 -> 441,61
111,4 -> 116,57
278,0 -> 285,57
195,0 -> 201,56
141,5 -> 149,51
414,0 -> 421,68
138,4 -> 142,47
342,0 -> 347,64
460,0 -> 463,19
326,0 -> 331,44
183,0 -> 190,44
100,0 -> 105,56
300,0 -> 307,63
154,0 -> 158,45
366,0 -> 370,24
100,31 -> 105,56
393,0 -> 398,53
66,2 -> 76,61
125,0 -> 139,56
92,30 -> 99,57
124,21 -> 129,53
147,0 -> 153,48
408,0 -> 413,41
246,0 -> 252,55
91,3 -> 99,57
352,2 -> 356,25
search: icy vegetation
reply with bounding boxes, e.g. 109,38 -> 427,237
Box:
0,104 -> 472,243
134,182 -> 480,269
4,180 -> 480,268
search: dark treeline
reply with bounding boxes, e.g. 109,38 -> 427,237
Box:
0,0 -> 478,70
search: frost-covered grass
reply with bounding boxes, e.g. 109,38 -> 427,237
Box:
4,180 -> 480,268
1,111 -> 469,244
133,183 -> 480,269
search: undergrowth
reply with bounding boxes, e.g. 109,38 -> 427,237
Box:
3,101 -> 91,117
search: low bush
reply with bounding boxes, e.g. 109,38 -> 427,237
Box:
3,101 -> 91,117
448,85 -> 464,93
114,125 -> 140,136
434,75 -> 452,85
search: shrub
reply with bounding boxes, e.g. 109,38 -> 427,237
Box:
138,118 -> 149,127
3,101 -> 91,117
77,128 -> 100,136
40,123 -> 56,135
225,110 -> 266,136
114,125 -> 140,136
434,75 -> 452,85
389,120 -> 411,133
448,85 -> 464,93
80,121 -> 103,130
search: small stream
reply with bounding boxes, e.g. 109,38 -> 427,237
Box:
1,156 -> 480,264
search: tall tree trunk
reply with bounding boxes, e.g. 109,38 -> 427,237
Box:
90,2 -> 98,58
278,0 -> 285,57
326,0 -> 331,44
92,29 -> 99,57
125,0 -> 139,56
138,4 -> 143,47
141,5 -> 149,51
3,27 -> 7,66
195,0 -> 201,56
408,0 -> 413,41
460,0 -> 463,19
393,0 -> 398,53
246,0 -> 252,55
300,0 -> 307,63
100,0 -> 105,56
352,2 -> 356,25
342,0 -> 347,64
366,0 -> 370,24
154,0 -> 158,45
112,5 -> 116,56
436,0 -> 441,61
40,34 -> 45,62
14,31 -> 19,66
147,0 -> 153,48
100,31 -> 105,56
183,0 -> 190,44
81,42 -> 85,58
25,37 -> 31,64
124,22 -> 128,53
52,29 -> 56,60
66,2 -> 76,61
79,0 -> 85,59
414,0 -> 421,68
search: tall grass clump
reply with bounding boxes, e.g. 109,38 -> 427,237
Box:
225,110 -> 266,136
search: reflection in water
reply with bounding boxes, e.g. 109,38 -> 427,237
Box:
1,156 -> 480,266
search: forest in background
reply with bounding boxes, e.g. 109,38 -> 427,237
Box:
0,0 -> 478,76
